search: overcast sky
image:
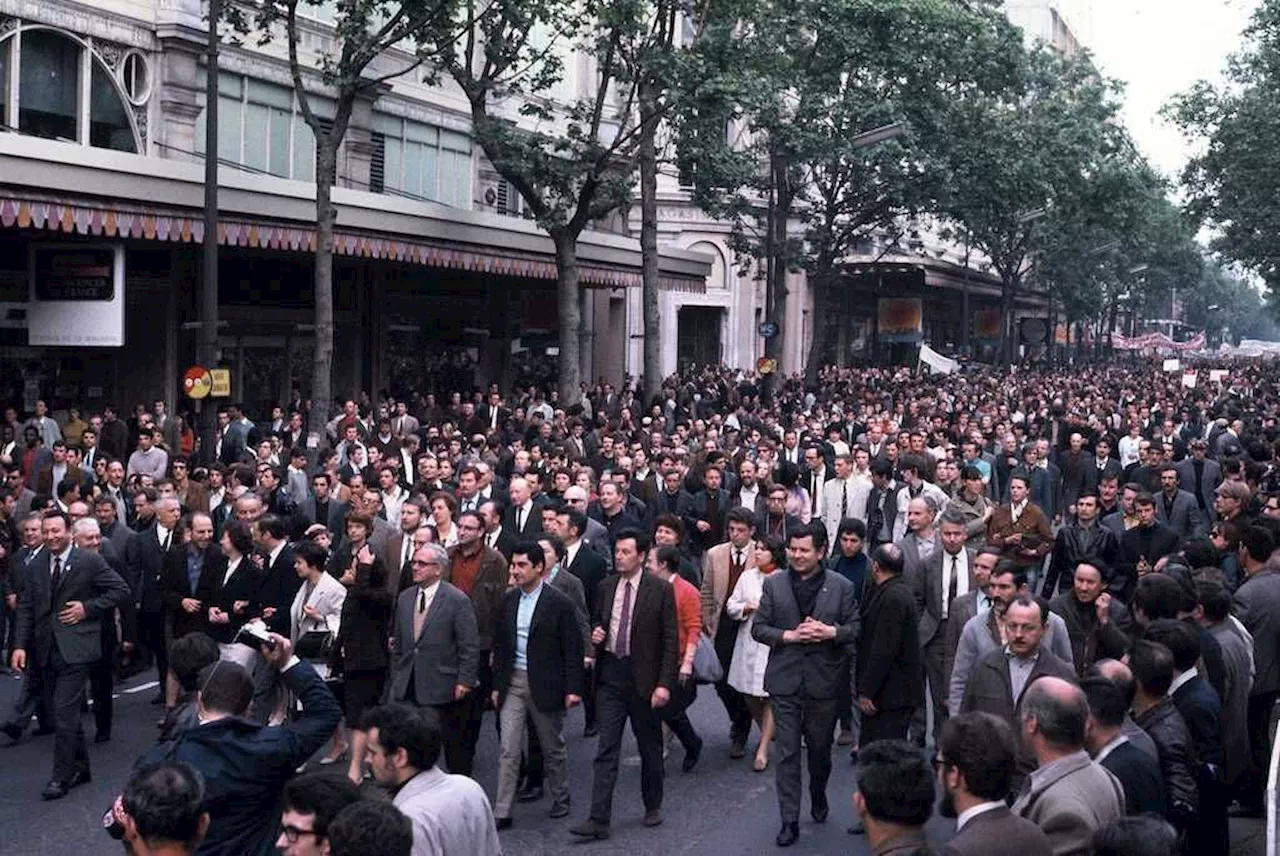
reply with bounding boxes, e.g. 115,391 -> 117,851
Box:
1053,0 -> 1259,181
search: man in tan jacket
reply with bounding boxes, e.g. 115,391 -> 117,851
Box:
699,507 -> 757,758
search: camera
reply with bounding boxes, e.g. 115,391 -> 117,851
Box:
233,624 -> 277,651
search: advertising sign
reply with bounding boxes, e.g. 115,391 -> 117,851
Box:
28,244 -> 125,347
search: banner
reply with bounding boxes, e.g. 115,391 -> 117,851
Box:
1110,331 -> 1206,352
1209,369 -> 1230,383
878,298 -> 922,343
918,343 -> 959,375
1163,358 -> 1181,372
1182,369 -> 1197,389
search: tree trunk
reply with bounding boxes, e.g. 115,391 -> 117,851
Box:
804,264 -> 834,387
1002,276 -> 1018,368
639,79 -> 662,408
554,234 -> 584,406
308,138 -> 338,445
763,148 -> 792,401
578,283 -> 592,391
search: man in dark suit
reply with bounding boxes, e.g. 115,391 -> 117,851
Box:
193,520 -> 265,646
959,595 -> 1076,734
479,499 -> 518,562
388,541 -> 481,775
1175,439 -> 1221,521
912,507 -> 976,744
1155,466 -> 1207,540
1081,675 -> 1168,816
571,529 -> 678,841
297,472 -> 348,534
558,507 -> 610,736
751,522 -> 859,848
251,514 -> 298,637
7,510 -> 129,799
491,541 -> 584,826
652,470 -> 694,519
857,542 -> 924,751
503,477 -> 543,540
683,466 -> 729,557
937,712 -> 1054,855
135,497 -> 182,702
1115,493 -> 1180,603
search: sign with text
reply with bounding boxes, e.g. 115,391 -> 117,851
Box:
210,369 -> 231,398
27,244 -> 125,347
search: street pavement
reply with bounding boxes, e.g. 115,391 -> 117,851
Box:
0,666 -> 1267,855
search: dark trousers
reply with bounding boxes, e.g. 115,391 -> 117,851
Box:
860,706 -> 913,745
659,680 -> 700,752
1242,690 -> 1278,807
911,633 -> 949,745
770,694 -> 838,824
589,653 -> 664,824
1189,768 -> 1229,856
89,621 -> 117,737
582,661 -> 597,729
46,646 -> 91,782
137,610 -> 167,690
5,659 -> 50,732
713,616 -> 752,745
429,697 -> 475,776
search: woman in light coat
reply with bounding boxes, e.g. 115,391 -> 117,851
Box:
290,539 -> 347,763
726,535 -> 785,771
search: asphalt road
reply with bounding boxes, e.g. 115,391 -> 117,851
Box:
0,667 -> 1267,855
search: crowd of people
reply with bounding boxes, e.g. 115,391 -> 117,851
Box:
2,356 -> 1280,854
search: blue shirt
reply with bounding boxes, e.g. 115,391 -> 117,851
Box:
185,547 -> 204,594
515,582 -> 543,670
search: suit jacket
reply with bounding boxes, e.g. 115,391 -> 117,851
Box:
485,527 -> 518,562
194,554 -> 267,644
1048,592 -> 1134,677
492,584 -> 584,712
942,805 -> 1052,856
383,531 -> 415,597
986,503 -> 1054,569
1116,523 -> 1180,603
14,546 -> 130,666
297,497 -> 349,534
960,644 -> 1077,730
1155,489 -> 1208,540
820,476 -> 871,544
566,543 -> 609,616
756,512 -> 803,542
160,546 -> 215,641
444,544 -> 507,654
752,568 -> 859,699
1099,739 -> 1168,817
548,566 -> 592,653
136,522 -> 181,615
1175,457 -> 1222,517
1011,751 -> 1124,856
389,581 -> 480,706
1171,673 -> 1224,768
700,540 -> 759,636
911,546 -> 976,647
1209,619 -> 1254,785
1234,568 -> 1280,694
502,503 -> 544,540
683,489 -> 729,554
34,464 -> 90,497
857,574 -> 924,711
948,608 -> 1077,716
592,572 -> 679,699
256,544 -> 300,637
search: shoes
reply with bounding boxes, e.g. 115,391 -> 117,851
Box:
729,741 -> 746,759
517,784 -> 544,803
568,819 -> 611,840
682,737 -> 703,773
0,723 -> 21,744
549,803 -> 570,819
643,809 -> 663,827
848,819 -> 866,835
811,793 -> 829,823
94,732 -> 111,744
40,770 -> 90,801
495,817 -> 513,831
583,723 -> 599,738
836,728 -> 854,746
776,822 -> 799,847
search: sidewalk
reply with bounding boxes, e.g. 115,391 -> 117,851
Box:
1233,816 -> 1266,855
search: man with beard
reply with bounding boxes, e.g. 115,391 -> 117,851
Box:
1049,560 -> 1135,678
935,712 -> 1052,855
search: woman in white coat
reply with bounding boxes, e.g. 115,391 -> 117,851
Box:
290,539 -> 347,762
726,535 -> 785,772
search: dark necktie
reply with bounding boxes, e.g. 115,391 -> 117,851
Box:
616,581 -> 633,657
51,555 -> 63,605
810,475 -> 819,515
841,482 -> 849,519
948,555 -> 959,612
516,506 -> 523,532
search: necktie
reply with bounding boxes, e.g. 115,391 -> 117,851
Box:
810,475 -> 819,515
732,550 -> 743,574
413,588 -> 427,639
161,530 -> 171,552
616,580 -> 633,658
402,537 -> 412,570
51,555 -> 62,605
841,482 -> 849,519
516,507 -> 524,532
947,555 -> 959,617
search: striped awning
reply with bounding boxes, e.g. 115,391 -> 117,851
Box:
0,194 -> 705,293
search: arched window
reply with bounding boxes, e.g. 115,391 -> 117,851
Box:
0,26 -> 141,153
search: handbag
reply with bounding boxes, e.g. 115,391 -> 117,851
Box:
692,632 -> 724,684
295,616 -> 334,661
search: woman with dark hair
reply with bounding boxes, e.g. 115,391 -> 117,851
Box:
726,534 -> 786,771
194,519 -> 264,645
334,543 -> 395,785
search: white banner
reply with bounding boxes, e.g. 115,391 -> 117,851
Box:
919,343 -> 959,375
1162,358 -> 1181,372
1182,369 -> 1197,389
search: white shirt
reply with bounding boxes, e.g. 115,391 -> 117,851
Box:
1009,499 -> 1028,522
1094,733 -> 1129,765
941,548 -> 970,619
267,542 -> 285,570
417,580 -> 441,615
1168,668 -> 1197,697
736,482 -> 760,511
156,525 -> 173,550
487,525 -> 504,550
955,800 -> 1005,833
223,556 -> 243,586
564,539 -> 581,569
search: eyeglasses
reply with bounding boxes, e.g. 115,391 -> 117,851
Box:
279,825 -> 320,844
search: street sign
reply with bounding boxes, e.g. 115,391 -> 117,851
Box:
758,321 -> 779,340
183,366 -> 212,399
757,357 -> 777,375
210,369 -> 231,398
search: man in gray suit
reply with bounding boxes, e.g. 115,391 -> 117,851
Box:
388,541 -> 480,776
752,522 -> 859,848
1154,466 -> 1207,540
898,495 -> 939,583
1013,677 -> 1124,853
6,510 -> 130,799
1232,525 -> 1280,814
937,712 -> 1053,856
912,507 -> 976,744
1175,439 -> 1221,522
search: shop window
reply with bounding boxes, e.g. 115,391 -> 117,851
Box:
372,113 -> 472,208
